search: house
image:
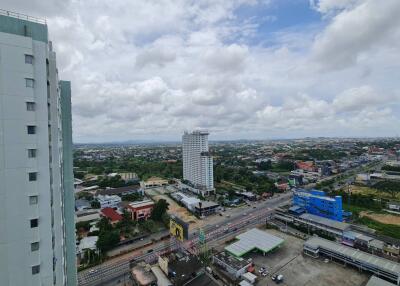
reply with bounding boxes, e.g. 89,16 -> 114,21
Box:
77,236 -> 98,259
120,172 -> 139,183
75,210 -> 101,223
75,199 -> 91,211
127,200 -> 155,221
142,177 -> 169,189
194,201 -> 220,217
100,207 -> 123,225
96,194 -> 122,209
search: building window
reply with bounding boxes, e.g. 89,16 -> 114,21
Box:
30,218 -> 38,228
32,265 -> 40,275
25,78 -> 34,88
28,149 -> 37,158
31,242 -> 39,251
26,102 -> 36,111
29,195 -> 38,205
27,125 -> 36,134
28,172 -> 37,181
25,54 -> 34,64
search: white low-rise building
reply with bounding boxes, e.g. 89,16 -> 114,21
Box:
96,195 -> 121,209
77,236 -> 98,259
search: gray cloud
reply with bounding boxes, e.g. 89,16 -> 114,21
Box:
2,0 -> 399,141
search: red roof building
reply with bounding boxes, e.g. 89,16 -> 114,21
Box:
296,161 -> 316,172
100,207 -> 123,224
127,200 -> 155,221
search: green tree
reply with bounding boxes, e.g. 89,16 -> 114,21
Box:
97,217 -> 113,232
76,221 -> 91,232
96,231 -> 120,253
257,160 -> 272,171
227,189 -> 236,200
91,200 -> 100,209
151,199 -> 169,221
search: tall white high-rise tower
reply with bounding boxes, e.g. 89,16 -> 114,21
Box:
182,130 -> 214,196
0,10 -> 76,286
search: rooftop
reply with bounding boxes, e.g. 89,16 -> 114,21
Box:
214,252 -> 251,271
304,237 -> 400,275
299,213 -> 350,231
225,228 -> 284,257
131,265 -> 157,286
195,201 -> 220,209
150,266 -> 172,286
365,276 -> 396,286
169,255 -> 202,285
78,236 -> 98,252
100,207 -> 123,222
0,9 -> 46,24
129,200 -> 155,208
97,185 -> 141,196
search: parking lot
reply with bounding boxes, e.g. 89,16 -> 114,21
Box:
231,229 -> 369,286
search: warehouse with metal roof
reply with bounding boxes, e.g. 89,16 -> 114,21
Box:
304,237 -> 400,285
225,228 -> 284,257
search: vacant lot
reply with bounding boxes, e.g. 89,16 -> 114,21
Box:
232,229 -> 369,286
350,185 -> 400,200
145,187 -> 205,230
360,211 -> 400,226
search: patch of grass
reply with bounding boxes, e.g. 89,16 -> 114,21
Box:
356,216 -> 400,239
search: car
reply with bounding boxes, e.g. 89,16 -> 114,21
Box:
272,274 -> 283,283
89,269 -> 97,274
253,206 -> 257,209
258,267 -> 265,273
219,213 -> 223,216
261,272 -> 268,277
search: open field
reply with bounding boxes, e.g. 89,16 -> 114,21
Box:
360,211 -> 400,226
221,228 -> 369,286
349,185 -> 400,200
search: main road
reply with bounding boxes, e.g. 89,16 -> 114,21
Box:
78,192 -> 292,286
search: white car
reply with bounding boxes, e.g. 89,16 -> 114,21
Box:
261,272 -> 268,277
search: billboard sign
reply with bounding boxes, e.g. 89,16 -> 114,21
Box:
169,216 -> 189,241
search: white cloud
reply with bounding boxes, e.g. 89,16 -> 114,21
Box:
312,0 -> 400,70
310,0 -> 360,14
2,0 -> 399,141
332,86 -> 397,113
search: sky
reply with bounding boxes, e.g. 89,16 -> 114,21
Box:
2,0 -> 400,142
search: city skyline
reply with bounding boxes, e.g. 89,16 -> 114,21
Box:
1,0 -> 399,142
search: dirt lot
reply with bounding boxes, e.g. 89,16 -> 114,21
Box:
145,187 -> 205,230
360,211 -> 400,226
230,229 -> 370,286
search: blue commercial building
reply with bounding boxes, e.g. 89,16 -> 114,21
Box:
293,189 -> 344,222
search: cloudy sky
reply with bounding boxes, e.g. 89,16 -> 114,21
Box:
3,0 -> 400,142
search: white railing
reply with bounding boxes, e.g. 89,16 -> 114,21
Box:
0,9 -> 46,25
